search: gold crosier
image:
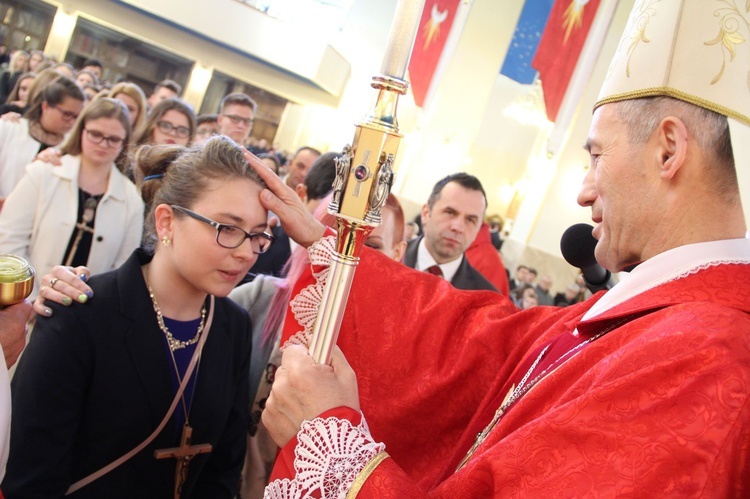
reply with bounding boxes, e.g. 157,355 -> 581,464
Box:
308,0 -> 426,365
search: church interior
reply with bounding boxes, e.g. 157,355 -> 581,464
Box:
3,0 -> 748,296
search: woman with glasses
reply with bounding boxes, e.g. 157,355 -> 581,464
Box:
134,97 -> 195,147
0,97 -> 143,299
3,136 -> 273,498
0,75 -> 85,200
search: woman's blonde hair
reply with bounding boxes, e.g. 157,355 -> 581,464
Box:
108,82 -> 147,132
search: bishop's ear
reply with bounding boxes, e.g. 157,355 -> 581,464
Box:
656,116 -> 689,179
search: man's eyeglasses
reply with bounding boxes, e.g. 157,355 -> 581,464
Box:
84,129 -> 125,148
222,114 -> 254,126
171,205 -> 274,254
49,103 -> 79,122
156,121 -> 191,138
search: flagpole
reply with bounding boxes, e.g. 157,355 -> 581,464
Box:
546,0 -> 619,156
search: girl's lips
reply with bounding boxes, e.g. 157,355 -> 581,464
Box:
219,269 -> 242,281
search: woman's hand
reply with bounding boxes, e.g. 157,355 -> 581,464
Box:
243,150 -> 326,248
34,265 -> 93,317
0,112 -> 20,122
35,147 -> 63,166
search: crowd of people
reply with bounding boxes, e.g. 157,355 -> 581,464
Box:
0,1 -> 748,495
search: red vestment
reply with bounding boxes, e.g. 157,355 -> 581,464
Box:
464,223 -> 510,296
273,246 -> 750,498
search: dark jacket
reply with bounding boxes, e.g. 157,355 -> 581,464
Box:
403,236 -> 498,292
4,249 -> 252,498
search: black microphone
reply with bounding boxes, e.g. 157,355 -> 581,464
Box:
560,223 -> 615,294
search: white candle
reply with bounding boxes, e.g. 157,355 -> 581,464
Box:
380,0 -> 427,78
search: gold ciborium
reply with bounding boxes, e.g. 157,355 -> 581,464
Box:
0,254 -> 35,307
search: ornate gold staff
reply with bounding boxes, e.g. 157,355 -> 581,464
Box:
308,0 -> 426,365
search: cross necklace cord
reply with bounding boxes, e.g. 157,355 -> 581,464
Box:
148,282 -> 212,499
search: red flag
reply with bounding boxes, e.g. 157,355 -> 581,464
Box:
532,0 -> 601,122
407,0 -> 461,108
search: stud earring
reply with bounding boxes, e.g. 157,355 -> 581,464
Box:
162,235 -> 171,247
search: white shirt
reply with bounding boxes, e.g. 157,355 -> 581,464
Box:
416,237 -> 462,282
584,238 -> 750,320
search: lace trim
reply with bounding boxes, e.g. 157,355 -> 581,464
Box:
286,236 -> 337,348
264,415 -> 385,499
667,259 -> 749,282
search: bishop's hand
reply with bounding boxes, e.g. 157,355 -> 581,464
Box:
243,150 -> 326,249
263,345 -> 361,447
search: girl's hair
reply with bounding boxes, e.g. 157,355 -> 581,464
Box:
133,97 -> 196,147
23,68 -> 63,106
8,50 -> 29,72
5,72 -> 35,104
135,135 -> 266,252
60,98 -> 132,169
75,69 -> 100,86
23,74 -> 84,123
108,82 -> 147,132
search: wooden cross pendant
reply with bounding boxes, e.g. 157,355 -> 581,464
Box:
155,424 -> 212,499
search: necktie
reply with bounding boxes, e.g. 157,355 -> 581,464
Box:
426,265 -> 443,278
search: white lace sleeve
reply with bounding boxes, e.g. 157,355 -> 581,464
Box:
264,414 -> 386,499
285,235 -> 337,348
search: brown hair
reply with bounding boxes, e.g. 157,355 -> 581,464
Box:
384,193 -> 405,246
24,68 -> 63,106
23,74 -> 84,124
108,82 -> 147,131
133,97 -> 196,146
60,97 -> 132,170
5,72 -> 35,104
219,92 -> 257,114
154,79 -> 182,96
136,135 -> 267,251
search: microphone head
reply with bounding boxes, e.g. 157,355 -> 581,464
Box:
560,223 -> 598,268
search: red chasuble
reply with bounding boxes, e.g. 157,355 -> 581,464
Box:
275,246 -> 750,497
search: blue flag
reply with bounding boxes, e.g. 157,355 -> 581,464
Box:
500,0 -> 555,84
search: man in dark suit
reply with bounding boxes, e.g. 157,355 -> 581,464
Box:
403,173 -> 497,292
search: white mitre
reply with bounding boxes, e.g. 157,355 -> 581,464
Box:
595,0 -> 750,228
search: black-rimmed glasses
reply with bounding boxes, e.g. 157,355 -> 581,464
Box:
171,205 -> 274,254
49,103 -> 80,122
84,129 -> 125,148
222,114 -> 254,126
156,121 -> 191,138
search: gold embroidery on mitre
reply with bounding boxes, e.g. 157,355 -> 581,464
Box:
595,86 -> 750,126
704,2 -> 750,84
625,0 -> 661,77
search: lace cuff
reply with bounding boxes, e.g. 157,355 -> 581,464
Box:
264,414 -> 386,499
285,235 -> 337,348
